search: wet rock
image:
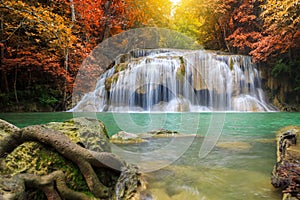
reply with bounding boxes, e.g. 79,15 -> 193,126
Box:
114,164 -> 147,199
271,126 -> 300,199
142,129 -> 196,139
110,129 -> 195,144
110,131 -> 147,144
147,128 -> 179,137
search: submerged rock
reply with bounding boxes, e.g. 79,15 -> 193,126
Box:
110,131 -> 147,144
216,141 -> 252,151
146,129 -> 179,137
110,129 -> 195,144
271,126 -> 300,200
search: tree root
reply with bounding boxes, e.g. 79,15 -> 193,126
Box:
0,124 -> 127,199
1,170 -> 93,200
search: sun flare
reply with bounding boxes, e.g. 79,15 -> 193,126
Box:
170,0 -> 181,5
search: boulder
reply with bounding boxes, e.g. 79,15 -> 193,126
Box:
110,128 -> 195,144
147,129 -> 179,137
271,126 -> 300,200
0,119 -> 20,140
0,118 -> 146,200
110,131 -> 147,144
45,117 -> 111,152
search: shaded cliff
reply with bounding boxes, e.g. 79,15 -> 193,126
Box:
260,66 -> 300,111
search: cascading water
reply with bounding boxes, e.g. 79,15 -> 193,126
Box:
70,49 -> 276,112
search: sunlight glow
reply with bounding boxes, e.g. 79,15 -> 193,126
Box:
170,0 -> 181,5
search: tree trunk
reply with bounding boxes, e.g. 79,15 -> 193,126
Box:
0,12 -> 9,93
62,48 -> 69,110
69,0 -> 76,22
218,20 -> 231,52
1,71 -> 9,92
14,66 -> 19,106
101,0 -> 113,41
0,171 -> 91,200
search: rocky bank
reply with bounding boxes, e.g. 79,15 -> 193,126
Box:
0,117 -> 146,200
272,126 -> 300,199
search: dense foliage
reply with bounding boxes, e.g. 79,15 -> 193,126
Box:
0,0 -> 299,111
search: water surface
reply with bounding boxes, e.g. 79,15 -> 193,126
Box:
1,112 -> 299,199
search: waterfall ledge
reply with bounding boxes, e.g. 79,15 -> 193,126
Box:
70,49 -> 276,112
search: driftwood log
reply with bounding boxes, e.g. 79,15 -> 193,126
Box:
0,118 -> 145,200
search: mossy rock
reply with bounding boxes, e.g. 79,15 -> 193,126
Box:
4,141 -> 89,192
229,57 -> 234,70
147,129 -> 179,138
105,73 -> 119,91
110,131 -> 147,144
104,62 -> 128,92
1,118 -> 115,197
176,57 -> 186,80
115,63 -> 127,73
45,117 -> 111,152
0,119 -> 19,140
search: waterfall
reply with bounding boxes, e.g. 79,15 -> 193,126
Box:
70,49 -> 275,112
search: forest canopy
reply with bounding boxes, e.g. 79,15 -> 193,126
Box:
0,0 -> 299,111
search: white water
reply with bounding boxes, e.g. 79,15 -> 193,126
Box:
71,49 -> 275,112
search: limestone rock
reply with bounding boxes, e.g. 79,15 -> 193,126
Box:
147,129 -> 179,138
110,131 -> 147,144
271,126 -> 300,199
2,117 -> 112,192
45,117 -> 111,152
0,119 -> 20,140
0,118 -> 146,200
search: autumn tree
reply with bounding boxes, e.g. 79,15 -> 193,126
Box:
250,0 -> 300,62
0,0 -> 76,110
126,0 -> 172,28
226,0 -> 263,54
172,0 -> 239,50
250,0 -> 300,93
172,0 -> 204,41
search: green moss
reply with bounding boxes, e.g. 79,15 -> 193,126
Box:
5,142 -> 89,192
2,118 -> 113,199
46,118 -> 111,152
105,73 -> 119,91
115,63 -> 127,73
229,57 -> 234,70
176,57 -> 186,80
104,63 -> 128,91
46,120 -> 81,144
